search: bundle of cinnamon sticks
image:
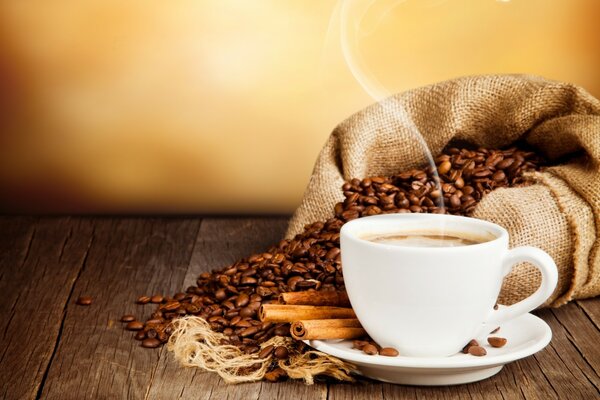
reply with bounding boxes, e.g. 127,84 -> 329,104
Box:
259,291 -> 367,340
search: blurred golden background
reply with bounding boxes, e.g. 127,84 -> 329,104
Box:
1,0 -> 599,213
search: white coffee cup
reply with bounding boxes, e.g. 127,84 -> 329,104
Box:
340,213 -> 558,357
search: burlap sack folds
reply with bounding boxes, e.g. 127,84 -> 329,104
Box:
287,75 -> 600,307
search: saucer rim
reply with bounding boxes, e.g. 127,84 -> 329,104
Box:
304,312 -> 551,369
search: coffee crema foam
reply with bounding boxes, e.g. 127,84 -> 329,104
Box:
363,232 -> 493,247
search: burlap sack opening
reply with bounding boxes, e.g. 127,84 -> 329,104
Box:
287,75 -> 600,307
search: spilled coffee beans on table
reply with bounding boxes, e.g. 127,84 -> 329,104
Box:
123,145 -> 542,376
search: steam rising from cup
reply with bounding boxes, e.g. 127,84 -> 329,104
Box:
337,0 -> 445,210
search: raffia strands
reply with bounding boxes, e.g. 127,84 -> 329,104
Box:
167,316 -> 356,384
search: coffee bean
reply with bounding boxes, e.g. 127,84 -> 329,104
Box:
120,314 -> 135,322
274,346 -> 289,359
437,160 -> 452,175
76,296 -> 93,306
239,307 -> 255,318
258,344 -> 275,359
462,339 -> 479,354
274,324 -> 290,336
162,301 -> 181,311
236,293 -> 250,308
215,289 -> 227,301
264,367 -> 287,382
126,321 -> 144,331
136,296 -> 151,304
142,338 -> 161,348
468,346 -> 487,357
134,330 -> 146,341
487,337 -> 507,348
150,295 -> 164,304
379,347 -> 399,357
362,344 -> 378,355
240,326 -> 259,337
353,340 -> 369,350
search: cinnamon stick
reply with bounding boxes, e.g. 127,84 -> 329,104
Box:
291,319 -> 366,340
279,291 -> 351,307
259,304 -> 356,323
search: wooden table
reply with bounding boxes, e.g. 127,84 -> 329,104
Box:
1,216 -> 599,399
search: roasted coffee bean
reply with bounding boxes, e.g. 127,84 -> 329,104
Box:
362,344 -> 378,355
239,307 -> 255,318
274,324 -> 290,336
258,344 -> 275,359
163,301 -> 181,311
462,339 -> 479,354
240,326 -> 259,337
352,340 -> 369,350
150,295 -> 164,304
487,337 -> 507,348
264,367 -> 287,382
468,346 -> 487,357
274,346 -> 289,360
437,160 -> 452,174
120,314 -> 136,322
379,347 -> 399,357
76,296 -> 93,306
126,321 -> 144,331
142,338 -> 161,348
236,293 -> 250,308
134,330 -> 146,341
136,296 -> 151,305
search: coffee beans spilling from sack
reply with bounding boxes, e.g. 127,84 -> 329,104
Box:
123,145 -> 542,374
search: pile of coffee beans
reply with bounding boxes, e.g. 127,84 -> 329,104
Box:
123,145 -> 542,376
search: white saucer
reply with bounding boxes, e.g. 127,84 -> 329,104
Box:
305,311 -> 551,386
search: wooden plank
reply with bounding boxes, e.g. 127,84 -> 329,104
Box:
529,308 -> 600,398
328,382 -> 383,400
39,218 -> 200,400
550,302 -> 600,385
0,217 -> 94,400
495,352 -> 558,399
138,217 -> 296,400
577,298 -> 600,331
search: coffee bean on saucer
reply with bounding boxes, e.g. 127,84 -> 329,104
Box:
462,339 -> 479,354
76,296 -> 93,306
362,344 -> 378,355
353,340 -> 369,350
487,337 -> 507,348
379,347 -> 399,357
468,346 -> 487,357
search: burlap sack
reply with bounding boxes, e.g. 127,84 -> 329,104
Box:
287,75 -> 600,307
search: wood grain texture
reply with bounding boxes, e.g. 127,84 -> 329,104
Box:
0,217 -> 94,400
38,218 -> 200,400
0,217 -> 599,399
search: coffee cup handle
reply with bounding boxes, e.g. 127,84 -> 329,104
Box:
479,246 -> 558,336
